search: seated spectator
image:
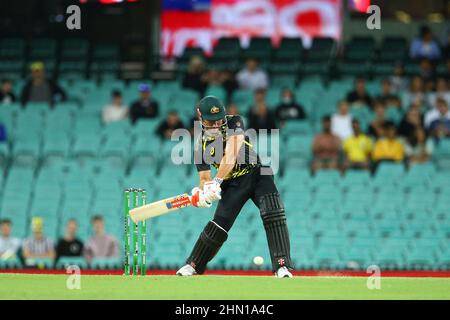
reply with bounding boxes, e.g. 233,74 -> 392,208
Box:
403,128 -> 434,165
377,79 -> 401,108
428,98 -> 450,141
390,64 -> 408,93
403,76 -> 426,109
20,62 -> 66,107
312,116 -> 341,172
372,122 -> 404,163
368,101 -> 387,139
227,102 -> 239,116
418,58 -> 435,84
156,110 -> 185,139
55,219 -> 84,263
219,70 -> 238,101
0,79 -> 16,104
331,100 -> 353,140
247,90 -> 276,132
22,217 -> 55,265
129,83 -> 159,124
425,97 -> 450,129
346,78 -> 373,108
236,58 -> 269,91
0,219 -> 21,260
427,77 -> 450,107
0,122 -> 6,143
275,87 -> 306,127
102,90 -> 128,124
409,25 -> 441,60
84,215 -> 119,264
343,119 -> 373,170
398,107 -> 424,141
182,56 -> 208,96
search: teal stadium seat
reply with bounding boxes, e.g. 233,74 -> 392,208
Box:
0,256 -> 22,269
90,257 -> 121,270
55,257 -> 88,269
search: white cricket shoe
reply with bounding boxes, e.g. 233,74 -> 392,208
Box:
275,266 -> 293,278
176,264 -> 197,276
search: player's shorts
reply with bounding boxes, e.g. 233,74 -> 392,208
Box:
212,165 -> 280,231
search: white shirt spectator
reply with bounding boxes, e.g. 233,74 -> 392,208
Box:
236,68 -> 268,90
102,104 -> 128,124
424,108 -> 450,129
0,235 -> 21,259
427,92 -> 450,110
331,114 -> 353,140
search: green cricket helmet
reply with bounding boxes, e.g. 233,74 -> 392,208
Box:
198,96 -> 226,121
197,96 -> 227,138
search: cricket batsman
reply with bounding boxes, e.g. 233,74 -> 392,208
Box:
176,96 -> 294,278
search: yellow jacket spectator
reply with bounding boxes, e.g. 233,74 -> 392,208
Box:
343,119 -> 373,170
372,122 -> 404,162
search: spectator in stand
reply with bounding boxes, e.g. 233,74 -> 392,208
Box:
343,119 -> 373,171
402,76 -> 426,110
368,101 -> 387,139
220,70 -> 238,101
0,79 -> 16,104
410,25 -> 441,60
22,217 -> 55,266
418,59 -> 435,85
398,107 -> 424,141
20,61 -> 66,107
227,102 -> 239,116
427,77 -> 450,107
55,219 -> 84,264
102,90 -> 128,124
275,87 -> 306,127
428,98 -> 450,141
372,121 -> 405,164
0,122 -> 6,143
346,78 -> 373,108
236,58 -> 269,91
377,79 -> 401,108
331,100 -> 353,140
403,128 -> 434,165
247,89 -> 276,132
425,97 -> 450,129
0,219 -> 21,261
129,83 -> 159,124
156,110 -> 185,140
182,56 -> 208,96
84,215 -> 119,264
390,64 -> 408,93
312,115 -> 341,173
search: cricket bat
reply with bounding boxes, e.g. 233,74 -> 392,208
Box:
129,193 -> 192,223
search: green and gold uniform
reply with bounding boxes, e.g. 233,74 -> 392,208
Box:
184,96 -> 293,274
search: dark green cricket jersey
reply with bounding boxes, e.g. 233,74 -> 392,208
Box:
194,115 -> 261,180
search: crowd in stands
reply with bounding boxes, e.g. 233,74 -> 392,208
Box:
0,216 -> 119,267
312,75 -> 449,173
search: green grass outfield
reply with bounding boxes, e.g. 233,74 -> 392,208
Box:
0,274 -> 449,300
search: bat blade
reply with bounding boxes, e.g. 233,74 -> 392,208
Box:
129,193 -> 192,223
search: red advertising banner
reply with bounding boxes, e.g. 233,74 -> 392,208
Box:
161,0 -> 342,56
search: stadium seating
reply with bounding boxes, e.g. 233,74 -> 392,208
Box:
0,34 -> 449,272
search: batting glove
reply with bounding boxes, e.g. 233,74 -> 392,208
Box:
203,178 -> 222,203
190,187 -> 212,208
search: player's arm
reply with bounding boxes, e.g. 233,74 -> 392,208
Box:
198,170 -> 212,189
215,134 -> 245,180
